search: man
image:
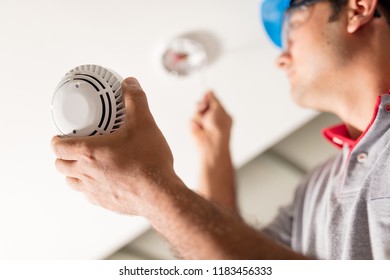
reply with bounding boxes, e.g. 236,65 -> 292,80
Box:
52,0 -> 390,259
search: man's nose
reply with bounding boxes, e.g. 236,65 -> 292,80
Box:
275,51 -> 291,70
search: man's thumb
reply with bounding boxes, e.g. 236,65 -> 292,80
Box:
206,90 -> 222,107
120,77 -> 150,126
122,77 -> 149,107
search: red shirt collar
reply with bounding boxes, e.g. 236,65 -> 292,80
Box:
322,91 -> 390,149
322,124 -> 355,149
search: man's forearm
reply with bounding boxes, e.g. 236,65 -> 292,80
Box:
147,175 -> 307,260
198,149 -> 237,214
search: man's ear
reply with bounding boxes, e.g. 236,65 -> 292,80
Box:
347,0 -> 379,33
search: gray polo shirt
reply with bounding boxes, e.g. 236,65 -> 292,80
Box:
263,93 -> 390,260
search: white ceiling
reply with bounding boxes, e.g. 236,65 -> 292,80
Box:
0,0 -> 316,259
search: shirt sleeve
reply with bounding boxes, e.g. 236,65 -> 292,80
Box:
260,154 -> 338,250
261,202 -> 295,248
260,166 -> 315,248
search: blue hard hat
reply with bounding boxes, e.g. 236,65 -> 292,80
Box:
261,0 -> 291,48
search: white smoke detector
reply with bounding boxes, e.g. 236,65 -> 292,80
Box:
51,64 -> 125,137
162,37 -> 208,76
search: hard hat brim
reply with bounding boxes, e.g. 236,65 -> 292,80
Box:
261,0 -> 290,48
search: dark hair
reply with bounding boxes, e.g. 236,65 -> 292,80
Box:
329,0 -> 390,25
378,0 -> 390,25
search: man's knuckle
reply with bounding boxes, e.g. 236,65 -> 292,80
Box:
54,158 -> 61,169
51,136 -> 60,149
80,172 -> 92,181
65,177 -> 79,190
78,143 -> 95,160
53,146 -> 63,159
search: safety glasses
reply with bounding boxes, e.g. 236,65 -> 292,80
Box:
282,0 -> 324,49
281,0 -> 382,49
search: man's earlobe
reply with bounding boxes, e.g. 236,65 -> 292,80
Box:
347,13 -> 369,33
346,0 -> 379,33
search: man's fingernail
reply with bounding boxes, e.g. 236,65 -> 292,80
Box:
124,78 -> 131,86
124,77 -> 140,87
205,90 -> 213,98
